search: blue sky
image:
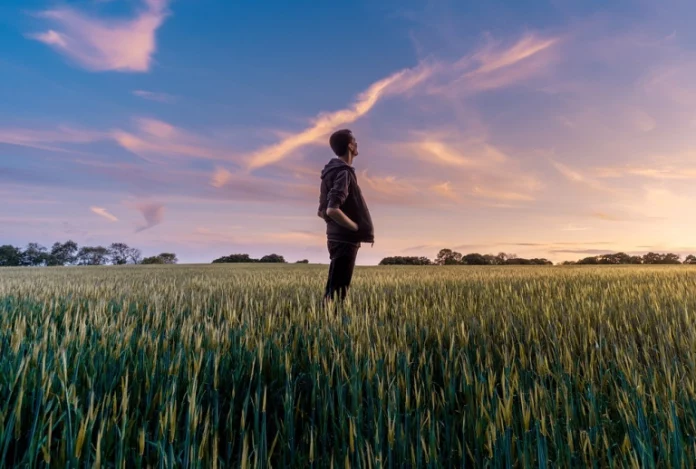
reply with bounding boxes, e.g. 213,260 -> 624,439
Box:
2,0 -> 696,264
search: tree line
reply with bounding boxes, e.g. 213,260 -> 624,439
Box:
380,249 -> 696,266
212,253 -> 309,264
380,250 -> 553,266
0,241 -> 178,267
561,252 -> 695,265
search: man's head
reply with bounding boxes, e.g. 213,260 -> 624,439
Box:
329,129 -> 358,160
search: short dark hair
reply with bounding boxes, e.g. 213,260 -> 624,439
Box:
329,129 -> 354,157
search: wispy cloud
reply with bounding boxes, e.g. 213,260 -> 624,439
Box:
430,181 -> 458,200
429,33 -> 560,95
594,163 -> 696,180
210,167 -> 232,188
359,171 -> 421,203
471,185 -> 535,202
0,126 -> 103,151
111,117 -> 238,162
591,211 -> 624,221
134,201 -> 164,232
414,140 -> 508,168
551,160 -> 613,192
560,224 -> 590,231
28,0 -> 170,72
244,63 -> 435,171
549,248 -> 616,255
90,206 -> 118,222
243,32 -> 559,172
132,89 -> 175,103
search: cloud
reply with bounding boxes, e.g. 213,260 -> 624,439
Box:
111,117 -> 238,162
0,126 -> 103,151
471,185 -> 535,202
414,140 -> 508,168
594,163 -> 696,180
429,33 -> 560,95
591,211 -> 624,221
90,206 -> 118,222
133,90 -> 175,103
359,170 -> 422,204
210,167 -> 232,188
551,160 -> 615,193
243,33 -> 560,172
549,248 -> 616,255
134,201 -> 164,232
466,34 -> 560,77
244,63 -> 435,171
28,0 -> 170,72
431,181 -> 458,200
560,224 -> 590,231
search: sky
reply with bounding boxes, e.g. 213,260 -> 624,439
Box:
2,0 -> 696,265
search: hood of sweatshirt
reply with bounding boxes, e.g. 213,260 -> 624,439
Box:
320,158 -> 354,179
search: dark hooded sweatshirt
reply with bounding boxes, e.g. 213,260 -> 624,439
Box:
318,158 -> 374,244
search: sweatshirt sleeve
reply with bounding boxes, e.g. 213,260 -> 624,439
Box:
327,170 -> 351,209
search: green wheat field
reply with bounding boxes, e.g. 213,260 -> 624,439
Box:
2,264 -> 696,468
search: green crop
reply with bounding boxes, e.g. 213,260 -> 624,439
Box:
2,263 -> 696,467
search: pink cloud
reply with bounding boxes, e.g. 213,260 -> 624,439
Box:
428,33 -> 561,95
28,0 -> 170,72
430,181 -> 458,200
210,167 -> 233,188
90,206 -> 118,222
244,63 -> 436,171
110,117 -> 238,162
242,33 -> 559,172
0,126 -> 103,151
470,185 -> 535,202
466,34 -> 559,77
132,90 -> 175,103
134,201 -> 165,232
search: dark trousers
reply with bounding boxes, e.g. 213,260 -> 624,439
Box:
323,240 -> 359,304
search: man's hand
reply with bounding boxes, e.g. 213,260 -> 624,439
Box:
326,207 -> 359,231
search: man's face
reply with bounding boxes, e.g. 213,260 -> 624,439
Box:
349,137 -> 358,157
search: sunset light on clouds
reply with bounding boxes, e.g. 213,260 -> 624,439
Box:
3,0 -> 696,264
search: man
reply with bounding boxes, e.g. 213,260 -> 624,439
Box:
317,129 -> 374,304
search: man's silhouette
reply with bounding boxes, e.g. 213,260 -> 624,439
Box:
318,129 -> 374,304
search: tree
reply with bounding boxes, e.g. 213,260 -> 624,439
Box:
77,246 -> 110,265
22,243 -> 49,266
379,256 -> 432,265
259,254 -> 286,263
436,249 -> 463,265
663,253 -> 681,264
495,252 -> 517,265
0,245 -> 22,267
598,252 -> 631,265
142,256 -> 165,265
642,252 -> 663,264
685,255 -> 696,265
212,254 -> 255,263
48,240 -> 78,266
127,247 -> 143,264
109,243 -> 131,265
505,258 -> 532,265
461,253 -> 489,265
295,259 -> 309,264
158,253 -> 178,264
577,256 -> 599,265
142,253 -> 178,265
